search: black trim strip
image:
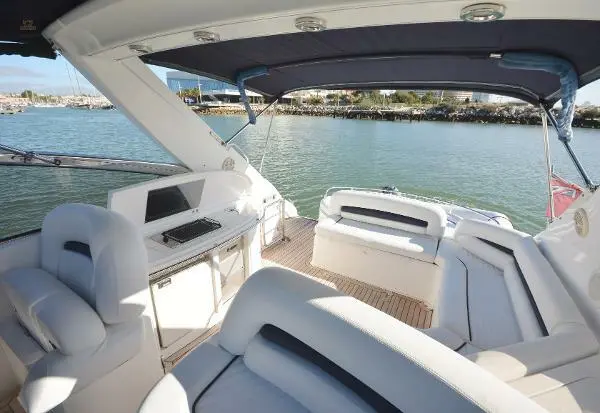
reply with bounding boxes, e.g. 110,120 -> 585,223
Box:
456,258 -> 472,342
472,236 -> 549,337
514,260 -> 549,337
477,237 -> 514,256
260,324 -> 401,413
0,228 -> 41,244
454,342 -> 467,352
341,206 -> 427,228
192,355 -> 240,411
63,241 -> 92,258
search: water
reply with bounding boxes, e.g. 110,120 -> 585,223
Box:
1,107 -> 599,238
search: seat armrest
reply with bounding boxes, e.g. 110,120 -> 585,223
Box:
467,328 -> 599,382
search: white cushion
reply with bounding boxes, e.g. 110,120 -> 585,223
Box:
467,328 -> 599,382
40,203 -> 148,324
315,217 -> 437,263
194,358 -> 308,413
455,219 -> 528,252
244,334 -> 374,413
327,190 -> 447,238
218,267 -> 549,412
460,250 -> 523,349
1,267 -> 106,355
22,319 -> 144,413
433,242 -> 469,341
513,237 -> 587,335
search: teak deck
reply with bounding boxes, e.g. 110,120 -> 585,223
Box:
262,217 -> 433,329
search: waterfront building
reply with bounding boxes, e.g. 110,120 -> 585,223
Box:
166,71 -> 262,103
443,90 -> 473,101
472,92 -> 491,103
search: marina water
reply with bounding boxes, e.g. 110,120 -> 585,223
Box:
1,107 -> 600,238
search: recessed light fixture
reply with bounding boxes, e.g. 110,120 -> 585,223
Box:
128,44 -> 153,54
460,3 -> 506,23
193,31 -> 220,44
295,16 -> 326,32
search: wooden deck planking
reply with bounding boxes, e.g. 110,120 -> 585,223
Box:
262,217 -> 433,329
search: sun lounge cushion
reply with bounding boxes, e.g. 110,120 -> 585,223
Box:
315,217 -> 438,263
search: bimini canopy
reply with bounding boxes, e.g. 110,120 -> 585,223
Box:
144,20 -> 600,106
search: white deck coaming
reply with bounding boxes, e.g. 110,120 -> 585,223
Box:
45,0 -> 600,60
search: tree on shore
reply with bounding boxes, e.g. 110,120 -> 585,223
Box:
420,92 -> 436,104
21,90 -> 36,100
306,95 -> 324,105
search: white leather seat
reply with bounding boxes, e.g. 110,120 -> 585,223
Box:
0,203 -> 149,413
311,190 -> 446,303
139,267 -> 548,413
427,219 -> 599,380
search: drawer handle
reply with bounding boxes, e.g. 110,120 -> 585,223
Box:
226,244 -> 238,252
157,278 -> 172,289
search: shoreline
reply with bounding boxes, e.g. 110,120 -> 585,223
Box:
194,104 -> 600,129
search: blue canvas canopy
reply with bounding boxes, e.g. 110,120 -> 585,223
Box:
144,20 -> 600,106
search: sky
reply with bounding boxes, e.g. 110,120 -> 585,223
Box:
2,54 -> 600,105
0,55 -> 169,95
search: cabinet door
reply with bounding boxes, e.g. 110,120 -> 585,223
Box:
219,240 -> 245,303
151,261 -> 214,348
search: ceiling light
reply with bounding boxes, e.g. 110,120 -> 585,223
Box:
193,31 -> 220,44
295,16 -> 326,32
460,3 -> 506,23
128,44 -> 153,54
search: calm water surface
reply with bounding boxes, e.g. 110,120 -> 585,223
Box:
1,107 -> 599,237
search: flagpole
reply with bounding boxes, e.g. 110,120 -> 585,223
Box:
541,105 -> 555,223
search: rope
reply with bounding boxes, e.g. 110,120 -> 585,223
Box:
259,100 -> 278,174
541,105 -> 555,223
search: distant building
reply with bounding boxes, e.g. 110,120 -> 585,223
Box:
443,91 -> 473,101
411,90 -> 442,98
472,92 -> 491,103
166,71 -> 262,103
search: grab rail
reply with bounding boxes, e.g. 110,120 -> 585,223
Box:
324,186 -> 502,225
226,143 -> 250,165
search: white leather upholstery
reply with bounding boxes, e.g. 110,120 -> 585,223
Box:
40,203 -> 148,324
315,217 -> 438,263
326,190 -> 447,238
510,354 -> 600,413
140,267 -> 549,413
312,191 -> 445,303
428,219 -> 599,389
0,203 -> 150,413
2,268 -> 106,355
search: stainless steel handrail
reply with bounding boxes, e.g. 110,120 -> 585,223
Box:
324,186 -> 502,224
0,151 -> 190,176
226,143 -> 250,165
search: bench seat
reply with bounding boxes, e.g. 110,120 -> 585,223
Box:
315,217 -> 438,263
425,219 -> 599,383
312,190 -> 447,304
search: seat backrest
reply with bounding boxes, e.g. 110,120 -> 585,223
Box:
216,267 -> 548,413
326,190 -> 447,238
1,204 -> 151,413
40,203 -> 148,324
